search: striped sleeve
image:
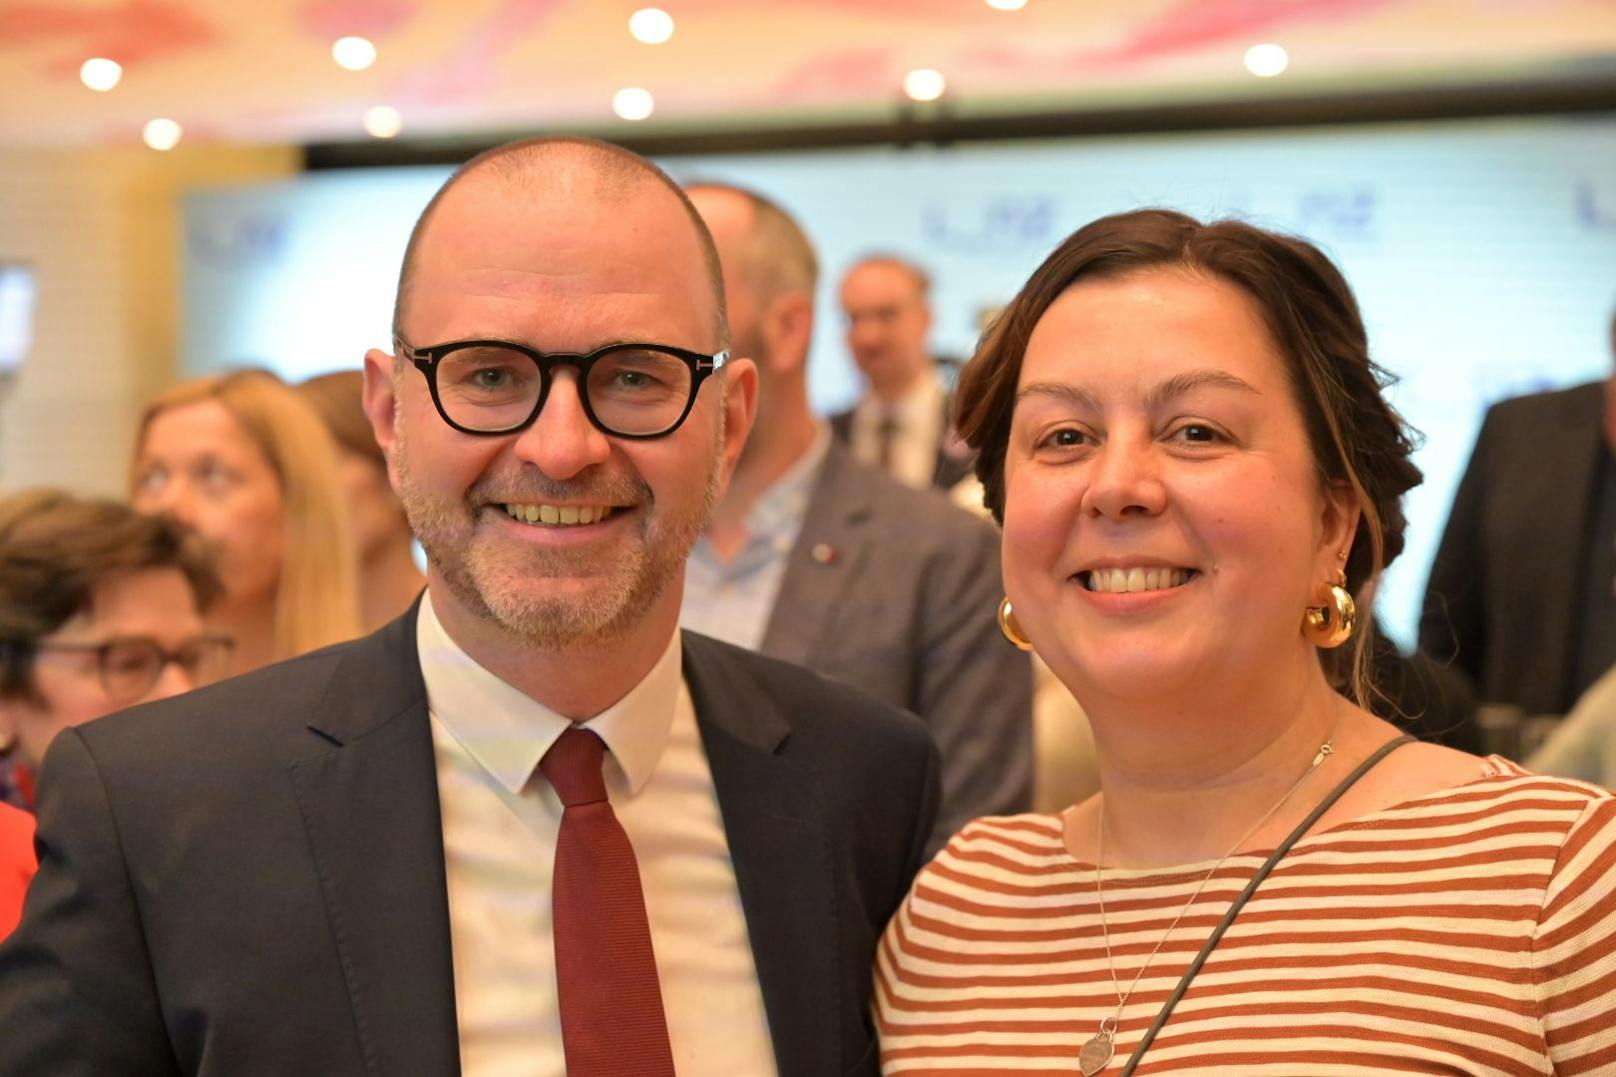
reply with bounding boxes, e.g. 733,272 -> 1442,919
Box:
1536,796 -> 1616,1075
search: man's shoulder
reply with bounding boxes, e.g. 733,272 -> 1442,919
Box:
73,625 -> 411,771
681,630 -> 930,749
1485,379 -> 1604,430
820,446 -> 997,545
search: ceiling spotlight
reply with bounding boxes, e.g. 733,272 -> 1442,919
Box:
1244,43 -> 1289,78
629,8 -> 675,44
903,68 -> 946,102
985,0 -> 1027,9
613,87 -> 655,121
332,36 -> 378,71
80,58 -> 123,92
142,118 -> 183,151
363,105 -> 403,138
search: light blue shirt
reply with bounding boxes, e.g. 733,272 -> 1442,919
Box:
681,427 -> 830,651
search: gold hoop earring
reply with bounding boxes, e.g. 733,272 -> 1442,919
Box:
997,597 -> 1034,652
1303,573 -> 1356,649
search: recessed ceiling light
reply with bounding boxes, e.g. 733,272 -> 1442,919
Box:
80,58 -> 122,92
628,8 -> 675,45
903,68 -> 946,102
142,118 -> 182,151
1244,43 -> 1289,78
985,0 -> 1027,9
363,105 -> 403,138
613,87 -> 655,121
332,36 -> 378,71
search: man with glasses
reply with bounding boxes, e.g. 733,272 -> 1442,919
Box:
0,489 -> 226,811
0,138 -> 939,1077
832,254 -> 972,491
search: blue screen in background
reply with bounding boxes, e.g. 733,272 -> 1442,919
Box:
0,264 -> 37,379
182,114 -> 1616,649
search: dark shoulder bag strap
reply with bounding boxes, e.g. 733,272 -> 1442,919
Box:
1118,734 -> 1417,1077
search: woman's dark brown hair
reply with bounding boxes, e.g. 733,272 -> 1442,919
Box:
0,489 -> 222,703
954,208 -> 1423,704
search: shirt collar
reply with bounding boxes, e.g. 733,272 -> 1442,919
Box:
863,375 -> 943,425
416,590 -> 682,797
747,423 -> 830,543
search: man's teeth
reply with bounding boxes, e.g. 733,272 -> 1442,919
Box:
1084,567 -> 1193,593
502,503 -> 615,527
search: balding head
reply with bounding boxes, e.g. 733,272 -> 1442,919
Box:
684,182 -> 818,309
393,137 -> 728,347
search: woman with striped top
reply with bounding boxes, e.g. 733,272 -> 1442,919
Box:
875,210 -> 1616,1075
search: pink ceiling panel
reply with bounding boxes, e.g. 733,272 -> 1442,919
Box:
297,0 -> 417,40
0,0 -> 217,75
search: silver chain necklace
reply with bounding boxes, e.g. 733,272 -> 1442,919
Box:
1077,729 -> 1339,1076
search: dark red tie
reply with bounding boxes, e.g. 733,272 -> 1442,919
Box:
540,726 -> 676,1077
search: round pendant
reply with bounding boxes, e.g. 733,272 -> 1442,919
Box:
1078,1031 -> 1114,1075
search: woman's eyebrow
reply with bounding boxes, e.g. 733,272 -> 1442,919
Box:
1147,369 -> 1259,409
1016,382 -> 1100,410
1015,370 -> 1256,412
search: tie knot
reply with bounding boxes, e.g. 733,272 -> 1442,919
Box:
540,727 -> 609,808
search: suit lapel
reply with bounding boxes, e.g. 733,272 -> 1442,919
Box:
760,443 -> 873,669
683,634 -> 840,1077
288,610 -> 461,1077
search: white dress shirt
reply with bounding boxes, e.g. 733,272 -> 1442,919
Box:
848,375 -> 945,489
417,591 -> 777,1077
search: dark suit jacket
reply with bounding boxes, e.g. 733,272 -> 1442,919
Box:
761,442 -> 1032,851
1419,380 -> 1609,716
0,611 -> 940,1077
828,400 -> 974,490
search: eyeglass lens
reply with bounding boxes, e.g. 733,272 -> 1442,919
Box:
100,637 -> 233,703
434,345 -> 695,436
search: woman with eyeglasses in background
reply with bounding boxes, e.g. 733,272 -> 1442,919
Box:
131,369 -> 361,677
0,490 -> 228,818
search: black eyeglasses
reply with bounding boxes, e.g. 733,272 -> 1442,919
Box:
395,337 -> 730,439
29,634 -> 234,706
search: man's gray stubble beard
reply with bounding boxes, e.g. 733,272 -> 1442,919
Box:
392,404 -> 724,650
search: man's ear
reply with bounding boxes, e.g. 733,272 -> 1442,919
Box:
761,292 -> 813,378
362,349 -> 401,488
715,358 -> 759,488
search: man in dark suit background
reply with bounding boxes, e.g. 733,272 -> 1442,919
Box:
682,184 -> 1032,851
0,139 -> 938,1077
830,253 -> 973,490
1421,313 -> 1616,718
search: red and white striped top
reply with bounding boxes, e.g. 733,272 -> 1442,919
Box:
876,760 -> 1616,1075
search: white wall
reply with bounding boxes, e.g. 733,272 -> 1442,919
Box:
0,145 -> 298,496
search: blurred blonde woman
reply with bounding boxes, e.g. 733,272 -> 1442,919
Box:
297,370 -> 425,630
132,370 -> 361,676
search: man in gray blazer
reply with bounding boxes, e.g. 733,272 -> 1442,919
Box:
682,183 -> 1033,851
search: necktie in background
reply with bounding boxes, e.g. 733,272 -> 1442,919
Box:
541,727 -> 676,1076
876,410 -> 902,474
